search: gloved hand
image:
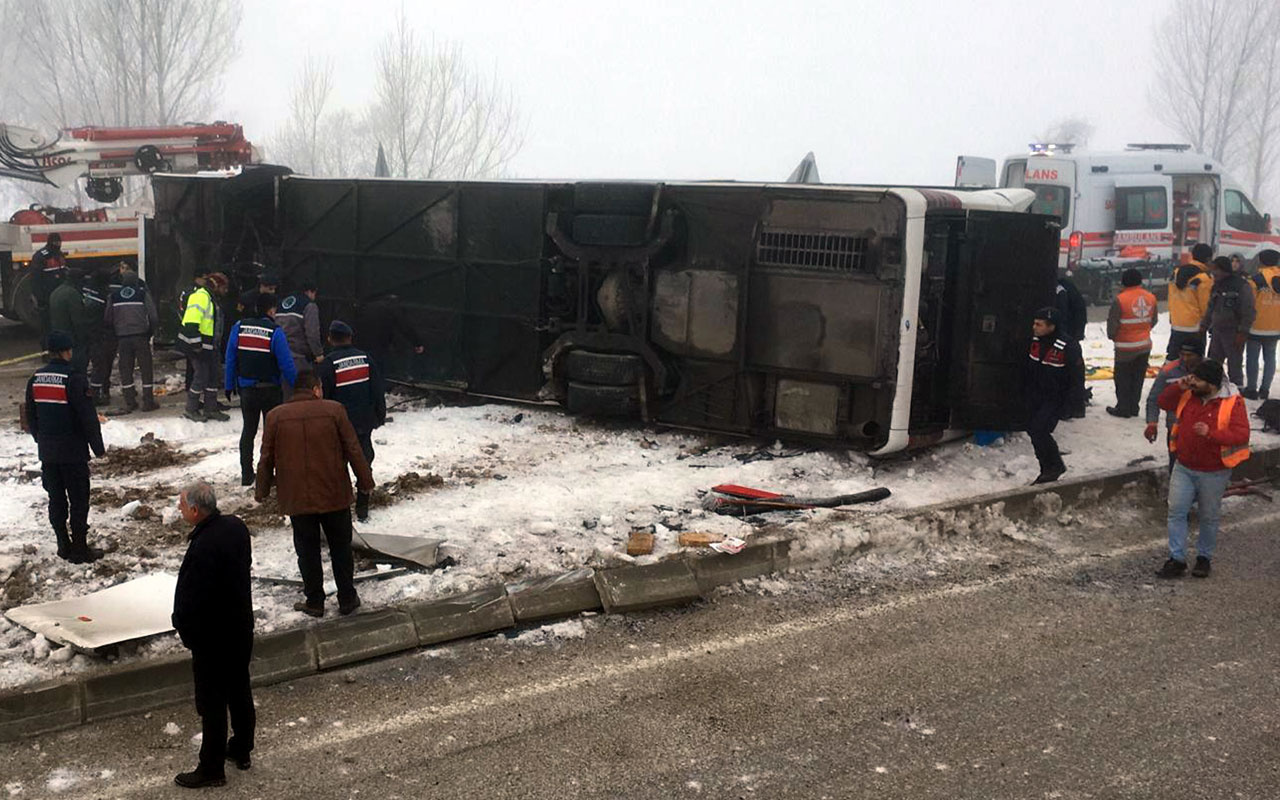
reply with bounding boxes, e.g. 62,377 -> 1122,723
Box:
1143,422 -> 1158,443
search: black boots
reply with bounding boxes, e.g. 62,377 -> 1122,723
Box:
174,768 -> 226,789
92,387 -> 111,407
122,388 -> 139,414
141,387 -> 160,412
1156,558 -> 1187,579
355,492 -> 370,522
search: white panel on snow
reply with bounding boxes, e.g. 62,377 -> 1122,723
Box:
4,572 -> 178,650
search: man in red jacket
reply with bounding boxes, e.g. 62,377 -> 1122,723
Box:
1155,360 -> 1250,578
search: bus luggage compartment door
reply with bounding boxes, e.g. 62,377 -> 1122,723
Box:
947,211 -> 1060,432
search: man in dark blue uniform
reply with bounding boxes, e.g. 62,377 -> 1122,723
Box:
1024,307 -> 1083,485
24,330 -> 106,562
225,294 -> 297,486
318,320 -> 385,521
31,232 -> 66,345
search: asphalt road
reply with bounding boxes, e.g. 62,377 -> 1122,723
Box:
4,500 -> 1278,800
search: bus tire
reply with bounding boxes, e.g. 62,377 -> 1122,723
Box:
11,270 -> 40,330
565,381 -> 641,417
564,350 -> 644,386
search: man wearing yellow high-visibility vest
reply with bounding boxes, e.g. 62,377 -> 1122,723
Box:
1243,249 -> 1280,400
179,267 -> 229,423
1155,359 -> 1250,579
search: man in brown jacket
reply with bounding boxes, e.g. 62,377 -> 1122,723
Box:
255,371 -> 374,617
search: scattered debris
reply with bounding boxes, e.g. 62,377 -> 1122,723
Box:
626,531 -> 654,556
94,434 -> 200,478
703,486 -> 891,516
351,531 -> 445,569
1126,455 -> 1156,467
677,532 -> 724,548
4,573 -> 178,649
709,536 -> 746,554
370,471 -> 445,507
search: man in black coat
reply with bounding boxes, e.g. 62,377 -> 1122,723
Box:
1024,307 -> 1082,485
1055,276 -> 1089,419
171,481 -> 255,789
318,320 -> 386,522
25,330 -> 106,562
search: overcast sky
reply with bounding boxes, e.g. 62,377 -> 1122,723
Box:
220,0 -> 1178,187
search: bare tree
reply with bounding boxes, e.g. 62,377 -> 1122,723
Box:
1149,0 -> 1272,161
1242,5 -> 1280,208
367,10 -> 524,180
1035,116 -> 1095,148
2,0 -> 242,128
270,57 -> 336,175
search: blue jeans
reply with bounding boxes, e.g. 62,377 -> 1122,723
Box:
1245,335 -> 1277,395
1167,462 -> 1232,562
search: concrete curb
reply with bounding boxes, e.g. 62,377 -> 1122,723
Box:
407,586 -> 516,646
3,444 -> 1275,742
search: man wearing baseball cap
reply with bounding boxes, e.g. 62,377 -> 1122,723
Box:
1155,359 -> 1250,578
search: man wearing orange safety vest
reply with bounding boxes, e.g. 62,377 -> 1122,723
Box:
1105,269 -> 1158,418
1243,248 -> 1280,400
1155,359 -> 1249,579
1166,242 -> 1215,359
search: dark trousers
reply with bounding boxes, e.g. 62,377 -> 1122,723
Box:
356,429 -> 375,467
70,339 -> 91,376
191,645 -> 255,775
239,385 -> 282,476
1028,402 -> 1065,475
117,334 -> 154,395
291,509 -> 357,607
1065,343 -> 1086,416
1112,353 -> 1150,416
1208,329 -> 1245,387
185,349 -> 218,413
41,462 -> 89,547
89,330 -> 117,392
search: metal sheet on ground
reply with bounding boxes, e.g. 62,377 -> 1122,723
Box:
352,531 -> 445,569
253,566 -> 411,595
3,573 -> 178,650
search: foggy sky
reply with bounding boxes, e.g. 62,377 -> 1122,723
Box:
220,0 -> 1180,188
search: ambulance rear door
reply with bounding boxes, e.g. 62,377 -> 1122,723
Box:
1111,175 -> 1173,261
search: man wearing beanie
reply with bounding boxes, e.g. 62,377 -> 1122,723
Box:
318,320 -> 385,522
24,330 -> 106,562
1024,307 -> 1082,484
1155,358 -> 1250,578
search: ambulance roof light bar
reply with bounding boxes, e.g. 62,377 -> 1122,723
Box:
1125,143 -> 1192,152
1028,142 -> 1076,156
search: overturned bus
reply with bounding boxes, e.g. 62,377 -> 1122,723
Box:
148,171 -> 1059,455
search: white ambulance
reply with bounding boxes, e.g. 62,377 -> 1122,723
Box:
957,144 -> 1280,303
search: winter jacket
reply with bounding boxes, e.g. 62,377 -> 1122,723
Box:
172,511 -> 254,654
25,358 -> 105,464
31,246 -> 66,308
255,393 -> 374,515
1145,358 -> 1190,428
103,281 -> 158,337
318,345 -> 386,432
1157,381 -> 1250,472
179,285 -> 216,352
225,317 -> 297,389
1168,262 -> 1213,332
1024,333 -> 1082,408
48,280 -> 86,342
1106,285 -> 1158,361
276,293 -> 323,364
1200,272 -> 1255,335
1054,278 -> 1088,341
1248,267 -> 1280,336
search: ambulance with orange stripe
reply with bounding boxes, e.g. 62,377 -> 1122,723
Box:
958,143 -> 1280,304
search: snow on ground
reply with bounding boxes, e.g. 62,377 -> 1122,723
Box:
1,311 -> 1275,690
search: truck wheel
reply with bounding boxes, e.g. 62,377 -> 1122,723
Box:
566,381 -> 641,417
564,350 -> 644,386
11,270 -> 40,330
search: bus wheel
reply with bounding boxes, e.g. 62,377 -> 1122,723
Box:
11,271 -> 40,330
565,350 -> 644,386
565,381 -> 641,417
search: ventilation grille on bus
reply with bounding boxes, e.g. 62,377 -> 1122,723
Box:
756,230 -> 868,272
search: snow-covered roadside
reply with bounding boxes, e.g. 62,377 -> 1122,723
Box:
1,311 -> 1274,690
